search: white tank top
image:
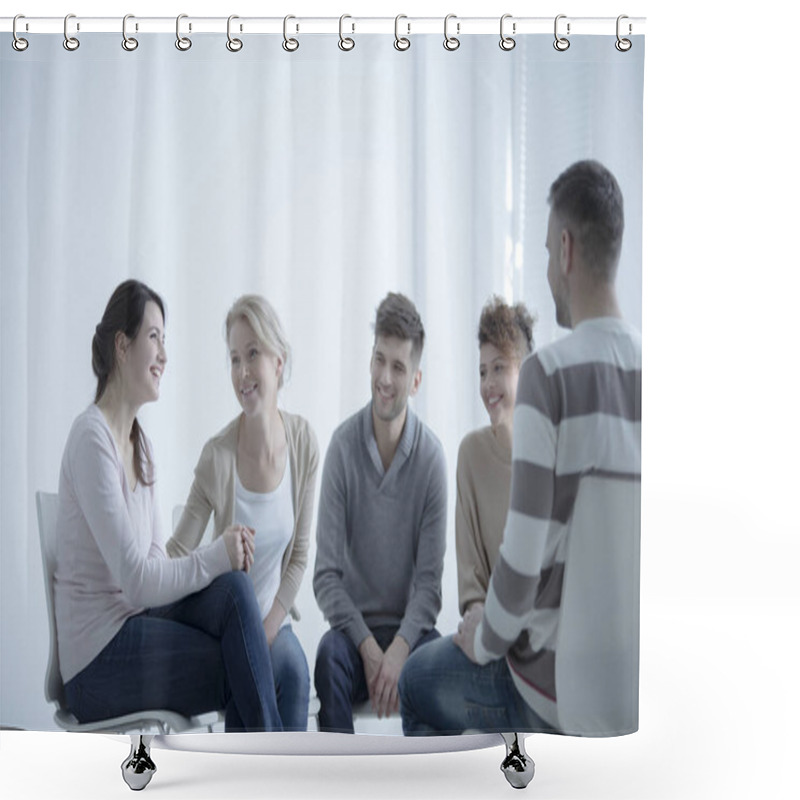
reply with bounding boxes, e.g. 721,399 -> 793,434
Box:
234,458 -> 294,624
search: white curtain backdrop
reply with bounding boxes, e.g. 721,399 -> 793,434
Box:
0,31 -> 643,730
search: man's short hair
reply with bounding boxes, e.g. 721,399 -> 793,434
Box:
548,160 -> 625,281
373,292 -> 425,366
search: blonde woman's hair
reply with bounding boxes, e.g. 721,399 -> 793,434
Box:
225,294 -> 292,389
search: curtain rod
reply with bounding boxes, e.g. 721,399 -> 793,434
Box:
2,16 -> 646,37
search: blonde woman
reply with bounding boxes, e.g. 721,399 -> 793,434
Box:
168,295 -> 318,730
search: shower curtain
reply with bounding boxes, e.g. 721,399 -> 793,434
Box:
0,21 -> 644,737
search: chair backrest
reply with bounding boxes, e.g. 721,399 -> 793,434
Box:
35,491 -> 67,709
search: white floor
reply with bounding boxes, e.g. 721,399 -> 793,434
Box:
3,598 -> 797,800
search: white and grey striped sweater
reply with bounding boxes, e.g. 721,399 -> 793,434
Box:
474,316 -> 642,735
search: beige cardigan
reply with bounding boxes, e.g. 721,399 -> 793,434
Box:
167,410 -> 319,620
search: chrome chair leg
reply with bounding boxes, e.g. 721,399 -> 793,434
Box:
121,735 -> 156,791
500,733 -> 535,789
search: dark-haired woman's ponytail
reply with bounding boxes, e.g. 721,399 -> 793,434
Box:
92,323 -> 114,403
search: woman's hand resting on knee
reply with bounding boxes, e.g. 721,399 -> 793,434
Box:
222,525 -> 255,572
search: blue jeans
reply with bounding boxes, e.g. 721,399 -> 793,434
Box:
314,625 -> 440,733
64,572 -> 282,731
271,625 -> 310,731
399,635 -> 554,735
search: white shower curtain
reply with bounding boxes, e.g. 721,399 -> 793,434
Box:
0,27 -> 644,731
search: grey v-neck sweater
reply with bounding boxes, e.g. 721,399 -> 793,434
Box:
313,402 -> 447,649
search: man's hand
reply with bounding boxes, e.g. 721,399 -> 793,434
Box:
358,636 -> 384,710
453,602 -> 484,664
370,637 -> 410,718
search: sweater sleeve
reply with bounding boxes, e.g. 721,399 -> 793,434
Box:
275,422 -> 319,617
313,434 -> 372,648
455,438 -> 491,615
474,356 -> 556,665
70,419 -> 231,608
396,440 -> 447,649
166,442 -> 215,558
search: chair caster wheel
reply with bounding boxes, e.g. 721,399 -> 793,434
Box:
122,735 -> 157,791
500,733 -> 535,789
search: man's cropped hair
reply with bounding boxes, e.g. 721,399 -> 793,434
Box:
548,159 -> 625,280
373,292 -> 425,366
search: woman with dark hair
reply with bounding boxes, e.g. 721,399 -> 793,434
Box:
53,279 -> 281,731
168,294 -> 318,731
455,296 -> 535,615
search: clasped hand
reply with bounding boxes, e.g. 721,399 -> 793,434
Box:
359,635 -> 410,719
222,524 -> 255,572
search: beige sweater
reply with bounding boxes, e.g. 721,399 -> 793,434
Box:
167,410 -> 318,620
455,426 -> 512,615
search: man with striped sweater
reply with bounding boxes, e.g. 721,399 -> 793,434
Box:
399,160 -> 641,736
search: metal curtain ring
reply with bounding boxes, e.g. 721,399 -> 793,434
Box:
499,14 -> 515,51
553,14 -> 570,51
122,14 -> 138,51
338,14 -> 355,51
12,14 -> 29,52
443,14 -> 460,51
615,15 -> 632,51
226,15 -> 243,52
283,15 -> 299,52
63,13 -> 80,51
175,14 -> 192,51
394,14 -> 410,51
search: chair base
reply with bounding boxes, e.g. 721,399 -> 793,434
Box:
54,707 -> 222,734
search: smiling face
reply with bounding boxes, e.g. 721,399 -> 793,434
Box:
479,343 -> 520,431
228,317 -> 282,417
120,300 -> 167,405
370,335 -> 421,425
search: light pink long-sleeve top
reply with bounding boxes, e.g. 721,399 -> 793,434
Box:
53,404 -> 231,683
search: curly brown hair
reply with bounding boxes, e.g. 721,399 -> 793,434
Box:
477,296 -> 535,363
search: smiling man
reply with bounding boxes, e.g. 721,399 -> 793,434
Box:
313,292 -> 447,733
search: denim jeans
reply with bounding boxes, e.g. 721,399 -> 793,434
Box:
314,625 -> 440,733
64,571 -> 282,731
398,635 -> 554,735
271,625 -> 310,731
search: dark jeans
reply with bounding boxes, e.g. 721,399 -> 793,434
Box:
314,625 -> 440,733
270,625 -> 310,731
64,571 -> 282,731
399,635 -> 555,735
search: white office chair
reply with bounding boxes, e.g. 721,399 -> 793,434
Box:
35,491 -> 221,736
